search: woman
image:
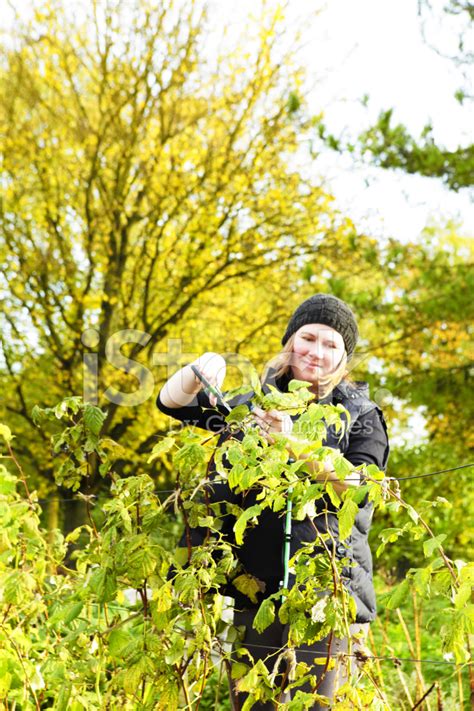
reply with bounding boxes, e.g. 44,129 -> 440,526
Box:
157,293 -> 390,709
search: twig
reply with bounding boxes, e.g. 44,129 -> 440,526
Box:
412,683 -> 436,710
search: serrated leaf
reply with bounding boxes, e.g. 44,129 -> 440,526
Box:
338,498 -> 358,541
236,659 -> 269,694
173,442 -> 206,475
226,404 -> 251,425
84,404 -> 106,436
423,534 -> 447,557
234,505 -> 262,545
252,598 -> 275,633
365,464 -> 384,481
31,405 -> 44,425
0,468 -> 17,495
325,482 -> 341,508
386,578 -> 410,610
158,682 -> 180,706
123,657 -> 153,695
333,455 -> 353,480
108,629 -> 133,658
89,568 -> 117,602
233,573 -> 264,604
165,635 -> 184,665
155,582 -> 173,612
454,582 -> 472,609
147,436 -> 175,463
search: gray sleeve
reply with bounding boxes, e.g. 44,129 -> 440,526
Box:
345,407 -> 390,471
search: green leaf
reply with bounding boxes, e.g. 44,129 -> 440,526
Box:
165,635 -> 184,665
89,568 -> 117,602
338,498 -> 358,541
325,482 -> 341,508
288,379 -> 312,392
364,463 -> 385,481
250,369 -> 263,396
157,682 -> 180,706
231,662 -> 249,680
0,424 -> 13,442
173,442 -> 206,475
333,455 -> 353,480
31,405 -> 44,426
0,467 -> 17,495
84,404 -> 106,436
233,573 -> 264,604
155,582 -> 173,612
385,579 -> 410,610
287,91 -> 300,114
123,657 -> 154,695
226,404 -> 251,425
406,505 -> 419,523
0,666 -> 12,696
287,691 -> 327,710
236,659 -> 270,694
454,582 -> 472,609
346,484 -> 367,506
147,436 -> 175,463
49,601 -> 83,626
252,598 -> 275,633
423,534 -> 447,557
234,505 -> 262,545
53,397 -> 82,419
108,629 -> 133,658
54,681 -> 72,711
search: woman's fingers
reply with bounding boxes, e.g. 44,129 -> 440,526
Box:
193,353 -> 226,408
250,407 -> 293,434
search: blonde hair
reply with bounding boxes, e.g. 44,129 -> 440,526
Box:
262,333 -> 350,400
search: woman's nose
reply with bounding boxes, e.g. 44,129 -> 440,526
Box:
307,340 -> 324,358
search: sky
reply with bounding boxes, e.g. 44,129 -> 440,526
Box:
209,0 -> 473,243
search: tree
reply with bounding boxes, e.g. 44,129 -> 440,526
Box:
1,0 -> 382,505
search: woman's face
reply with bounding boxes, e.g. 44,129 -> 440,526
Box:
290,323 -> 346,384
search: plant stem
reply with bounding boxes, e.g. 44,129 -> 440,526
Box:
457,664 -> 464,709
396,608 -> 428,709
375,616 -> 413,707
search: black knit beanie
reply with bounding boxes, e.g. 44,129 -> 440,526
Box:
281,294 -> 359,359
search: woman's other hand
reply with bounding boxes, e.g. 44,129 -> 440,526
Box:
251,406 -> 293,440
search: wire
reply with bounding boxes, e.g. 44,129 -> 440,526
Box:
33,461 -> 474,505
393,462 -> 474,480
234,641 -> 470,667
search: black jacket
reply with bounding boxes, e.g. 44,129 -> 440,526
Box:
156,370 -> 389,623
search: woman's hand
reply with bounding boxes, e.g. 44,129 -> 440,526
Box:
251,406 -> 293,440
191,352 -> 226,407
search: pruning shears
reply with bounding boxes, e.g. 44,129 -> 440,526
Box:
190,364 -> 232,412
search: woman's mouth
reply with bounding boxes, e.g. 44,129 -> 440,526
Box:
303,359 -> 322,370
